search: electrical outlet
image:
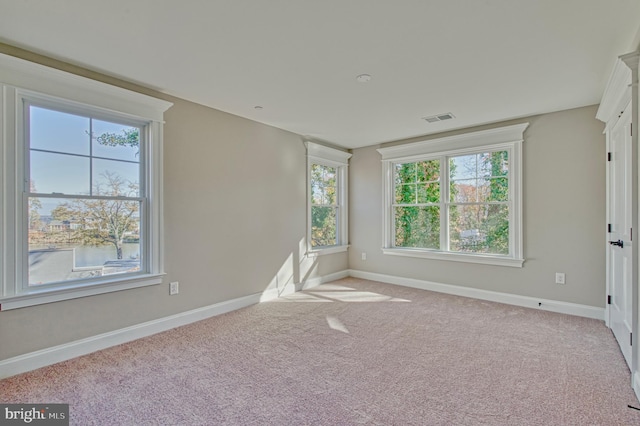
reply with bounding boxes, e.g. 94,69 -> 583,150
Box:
361,252 -> 367,261
170,281 -> 179,295
555,273 -> 565,285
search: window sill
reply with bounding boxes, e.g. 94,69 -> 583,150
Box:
308,245 -> 350,257
382,248 -> 524,268
0,273 -> 164,311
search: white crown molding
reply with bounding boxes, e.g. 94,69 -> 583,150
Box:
377,123 -> 529,160
305,141 -> 352,165
0,53 -> 172,121
596,52 -> 638,125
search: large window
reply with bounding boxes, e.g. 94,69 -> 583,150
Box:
0,54 -> 172,309
378,124 -> 527,267
306,142 -> 351,254
27,104 -> 145,286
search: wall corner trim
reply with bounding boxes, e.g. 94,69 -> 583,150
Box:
348,269 -> 605,320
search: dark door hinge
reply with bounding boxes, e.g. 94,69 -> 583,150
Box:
608,295 -> 612,305
608,223 -> 612,233
608,152 -> 612,161
631,332 -> 633,346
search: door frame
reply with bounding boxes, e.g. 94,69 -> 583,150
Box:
605,100 -> 633,367
598,51 -> 639,393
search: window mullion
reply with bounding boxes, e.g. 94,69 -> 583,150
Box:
18,98 -> 30,294
441,156 -> 449,252
89,118 -> 93,196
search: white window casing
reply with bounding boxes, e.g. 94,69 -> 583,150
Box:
0,53 -> 172,310
377,123 -> 528,267
305,141 -> 352,255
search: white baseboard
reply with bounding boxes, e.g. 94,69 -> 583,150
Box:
259,282 -> 297,302
348,269 -> 605,320
298,269 -> 350,291
0,267 -> 602,380
634,372 -> 640,403
0,292 -> 263,380
0,270 -> 351,380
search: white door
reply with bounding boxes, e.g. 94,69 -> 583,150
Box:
608,105 -> 633,368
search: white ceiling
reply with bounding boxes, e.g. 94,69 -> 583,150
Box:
1,0 -> 639,149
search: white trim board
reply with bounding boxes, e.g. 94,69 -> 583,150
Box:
298,270 -> 350,291
0,267 -> 600,379
634,372 -> 640,403
348,269 -> 605,320
0,292 -> 261,379
0,269 -> 350,379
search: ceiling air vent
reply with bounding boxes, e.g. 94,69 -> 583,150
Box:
422,112 -> 455,123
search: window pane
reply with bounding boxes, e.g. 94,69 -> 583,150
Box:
395,183 -> 416,204
92,120 -> 141,162
479,151 -> 509,178
482,177 -> 508,202
394,206 -> 440,249
395,163 -> 416,184
416,160 -> 440,182
311,206 -> 336,247
449,204 -> 509,255
93,159 -> 140,197
450,178 -> 477,203
450,154 -> 478,180
28,197 -> 141,286
311,164 -> 337,205
30,151 -> 90,195
417,183 -> 440,203
30,106 -> 90,155
395,160 -> 440,204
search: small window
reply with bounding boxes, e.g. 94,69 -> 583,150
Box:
306,142 -> 351,255
311,163 -> 338,247
378,123 -> 527,267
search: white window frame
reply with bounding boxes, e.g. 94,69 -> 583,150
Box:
0,53 -> 172,310
377,123 -> 528,267
306,142 -> 351,255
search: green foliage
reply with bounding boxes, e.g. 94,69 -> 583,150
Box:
95,128 -> 139,149
394,152 -> 509,255
394,160 -> 441,248
311,164 -> 337,247
449,151 -> 509,254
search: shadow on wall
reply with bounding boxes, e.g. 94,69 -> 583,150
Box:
259,238 -> 319,301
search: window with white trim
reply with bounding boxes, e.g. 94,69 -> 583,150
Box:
378,123 -> 527,267
0,54 -> 172,309
306,142 -> 351,254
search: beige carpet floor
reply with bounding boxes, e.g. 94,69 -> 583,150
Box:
1,277 -> 640,425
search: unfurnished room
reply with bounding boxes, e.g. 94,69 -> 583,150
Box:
1,1 -> 640,425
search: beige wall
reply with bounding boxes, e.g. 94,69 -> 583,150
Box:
0,45 -> 606,363
349,105 -> 606,307
0,45 -> 347,360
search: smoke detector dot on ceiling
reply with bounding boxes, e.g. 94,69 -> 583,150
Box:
356,74 -> 372,83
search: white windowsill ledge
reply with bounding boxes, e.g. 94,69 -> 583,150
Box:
382,248 -> 524,268
0,273 -> 164,311
308,245 -> 350,257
